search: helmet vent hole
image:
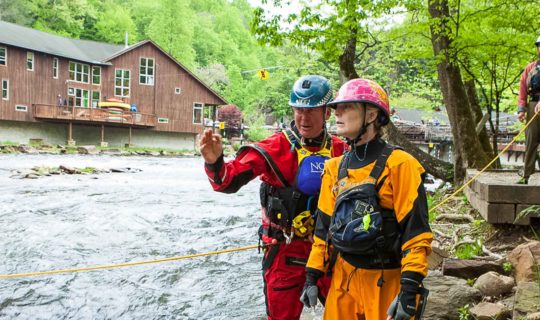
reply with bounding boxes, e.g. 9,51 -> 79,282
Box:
302,80 -> 311,89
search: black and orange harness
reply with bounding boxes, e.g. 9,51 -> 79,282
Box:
254,129 -> 332,244
325,143 -> 402,286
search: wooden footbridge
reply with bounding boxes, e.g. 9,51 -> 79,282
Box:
464,169 -> 540,225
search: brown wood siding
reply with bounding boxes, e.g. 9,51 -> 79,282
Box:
0,41 -> 226,134
0,45 -> 102,122
107,42 -> 224,134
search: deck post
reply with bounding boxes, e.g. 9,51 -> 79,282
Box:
100,124 -> 108,147
128,126 -> 132,147
67,122 -> 75,146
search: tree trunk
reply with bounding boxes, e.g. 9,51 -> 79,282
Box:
383,123 -> 453,180
464,80 -> 496,160
337,24 -> 453,181
428,0 -> 491,183
338,28 -> 359,84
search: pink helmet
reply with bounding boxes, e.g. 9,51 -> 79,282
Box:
328,78 -> 390,125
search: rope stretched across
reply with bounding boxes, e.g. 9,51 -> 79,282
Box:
429,112 -> 537,213
0,245 -> 259,279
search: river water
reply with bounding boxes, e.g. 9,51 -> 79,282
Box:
0,154 -> 311,319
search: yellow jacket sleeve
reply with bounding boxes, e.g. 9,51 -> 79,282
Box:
389,153 -> 432,277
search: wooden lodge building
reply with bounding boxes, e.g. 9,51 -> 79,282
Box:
0,21 -> 228,149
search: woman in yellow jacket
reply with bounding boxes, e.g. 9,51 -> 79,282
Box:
300,79 -> 432,320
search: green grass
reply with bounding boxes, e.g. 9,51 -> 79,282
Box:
455,242 -> 482,260
427,189 -> 446,223
458,304 -> 471,320
0,141 -> 19,146
80,167 -> 97,174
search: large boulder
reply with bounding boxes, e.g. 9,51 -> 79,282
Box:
428,243 -> 449,270
507,241 -> 540,283
423,270 -> 482,320
469,302 -> 510,320
77,145 -> 99,155
442,258 -> 505,280
513,281 -> 540,319
473,271 -> 514,297
17,145 -> 38,154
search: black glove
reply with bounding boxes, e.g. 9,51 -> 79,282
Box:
387,271 -> 424,320
300,269 -> 323,308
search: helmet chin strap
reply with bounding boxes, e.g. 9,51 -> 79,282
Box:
345,104 -> 375,146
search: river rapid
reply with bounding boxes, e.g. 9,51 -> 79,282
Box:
0,154 -> 281,319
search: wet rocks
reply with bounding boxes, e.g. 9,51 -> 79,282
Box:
426,240 -> 540,319
10,165 -> 141,179
0,143 -> 191,157
77,145 -> 99,155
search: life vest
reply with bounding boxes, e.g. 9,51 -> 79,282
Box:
259,129 -> 332,241
526,60 -> 540,96
327,144 -> 401,270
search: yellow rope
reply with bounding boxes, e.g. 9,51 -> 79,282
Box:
429,112 -> 537,213
0,114 -> 535,280
0,245 -> 259,279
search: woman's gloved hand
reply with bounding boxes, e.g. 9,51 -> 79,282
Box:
387,271 -> 424,320
300,269 -> 323,308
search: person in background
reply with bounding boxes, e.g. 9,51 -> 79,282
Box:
516,35 -> 540,184
199,75 -> 347,320
56,94 -> 63,107
301,78 -> 432,320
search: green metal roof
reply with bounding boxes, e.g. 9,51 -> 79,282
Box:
0,20 -> 125,65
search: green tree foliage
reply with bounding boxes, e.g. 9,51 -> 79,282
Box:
147,0 -> 196,68
0,0 -> 35,25
94,1 -> 139,44
32,0 -> 97,38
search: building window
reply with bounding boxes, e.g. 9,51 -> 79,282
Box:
92,91 -> 100,108
115,69 -> 130,97
158,117 -> 169,123
139,57 -> 154,85
69,61 -> 90,83
193,103 -> 203,124
1,79 -> 8,100
175,87 -> 181,95
52,58 -> 59,79
15,105 -> 28,112
27,52 -> 34,71
67,87 -> 90,108
92,66 -> 101,85
0,47 -> 6,66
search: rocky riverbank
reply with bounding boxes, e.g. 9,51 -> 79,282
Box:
0,144 -> 198,157
10,165 -> 142,179
427,194 -> 540,319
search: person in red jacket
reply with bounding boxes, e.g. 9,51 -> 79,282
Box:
516,35 -> 540,184
200,75 -> 347,320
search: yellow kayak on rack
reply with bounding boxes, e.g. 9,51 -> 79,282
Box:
98,101 -> 131,109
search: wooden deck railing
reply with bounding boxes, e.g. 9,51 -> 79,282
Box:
33,104 -> 156,127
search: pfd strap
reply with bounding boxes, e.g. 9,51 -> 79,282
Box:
284,129 -> 302,150
284,128 -> 332,154
368,144 -> 395,181
337,143 -> 396,181
237,144 -> 289,188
